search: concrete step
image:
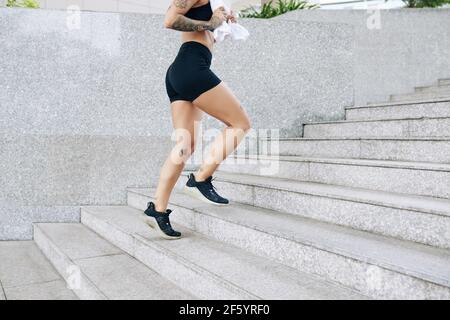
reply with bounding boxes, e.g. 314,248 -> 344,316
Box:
345,99 -> 450,121
390,92 -> 450,102
303,117 -> 450,138
220,155 -> 450,199
33,223 -> 193,300
415,84 -> 450,94
127,188 -> 450,300
439,78 -> 450,86
174,170 -> 450,248
80,206 -> 365,300
0,241 -> 78,300
257,137 -> 450,163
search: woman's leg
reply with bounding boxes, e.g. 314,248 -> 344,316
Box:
153,100 -> 203,212
192,81 -> 251,181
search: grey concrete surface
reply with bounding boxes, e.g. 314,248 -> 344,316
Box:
0,8 -> 353,137
0,282 -> 5,300
38,0 -> 167,14
260,137 -> 450,163
76,254 -> 192,300
0,241 -> 77,299
168,171 -> 450,249
390,92 -> 450,102
127,188 -> 450,299
33,224 -> 107,300
0,135 -> 171,239
219,155 -> 450,199
204,171 -> 450,216
345,99 -> 450,121
0,205 -> 79,241
4,279 -> 78,300
0,241 -> 61,288
276,9 -> 450,106
415,84 -> 450,94
34,223 -> 194,300
35,223 -> 122,260
303,117 -> 450,138
81,205 -> 366,300
36,0 -> 255,15
357,138 -> 450,163
0,8 -> 354,239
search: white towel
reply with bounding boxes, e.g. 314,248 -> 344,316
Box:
209,0 -> 249,43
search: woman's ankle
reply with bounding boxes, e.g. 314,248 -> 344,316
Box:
153,201 -> 167,213
193,171 -> 208,182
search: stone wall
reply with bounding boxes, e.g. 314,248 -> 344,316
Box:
276,8 -> 450,105
0,8 -> 353,239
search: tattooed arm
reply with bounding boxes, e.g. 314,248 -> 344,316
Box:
164,0 -> 227,32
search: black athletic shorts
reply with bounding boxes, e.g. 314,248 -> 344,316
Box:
165,41 -> 222,103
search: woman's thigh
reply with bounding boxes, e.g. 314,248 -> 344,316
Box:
170,100 -> 203,149
192,81 -> 250,129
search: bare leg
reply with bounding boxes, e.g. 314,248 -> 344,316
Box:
193,81 -> 251,181
153,100 -> 203,212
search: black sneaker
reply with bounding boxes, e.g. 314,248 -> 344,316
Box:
183,173 -> 229,205
143,202 -> 181,240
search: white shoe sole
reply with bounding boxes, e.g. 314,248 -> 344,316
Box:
183,185 -> 229,206
142,214 -> 181,240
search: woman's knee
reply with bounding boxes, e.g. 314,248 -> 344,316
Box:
170,142 -> 193,165
189,140 -> 197,155
182,137 -> 198,155
173,128 -> 197,157
235,113 -> 252,133
179,143 -> 195,158
242,118 -> 252,133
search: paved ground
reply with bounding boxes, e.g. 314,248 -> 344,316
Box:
0,241 -> 77,300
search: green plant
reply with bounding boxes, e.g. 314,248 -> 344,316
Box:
6,0 -> 40,8
402,0 -> 450,7
239,0 -> 318,19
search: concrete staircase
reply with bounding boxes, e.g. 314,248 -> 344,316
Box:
33,78 -> 450,300
378,78 -> 450,103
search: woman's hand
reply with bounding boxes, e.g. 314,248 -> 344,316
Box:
226,9 -> 237,23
